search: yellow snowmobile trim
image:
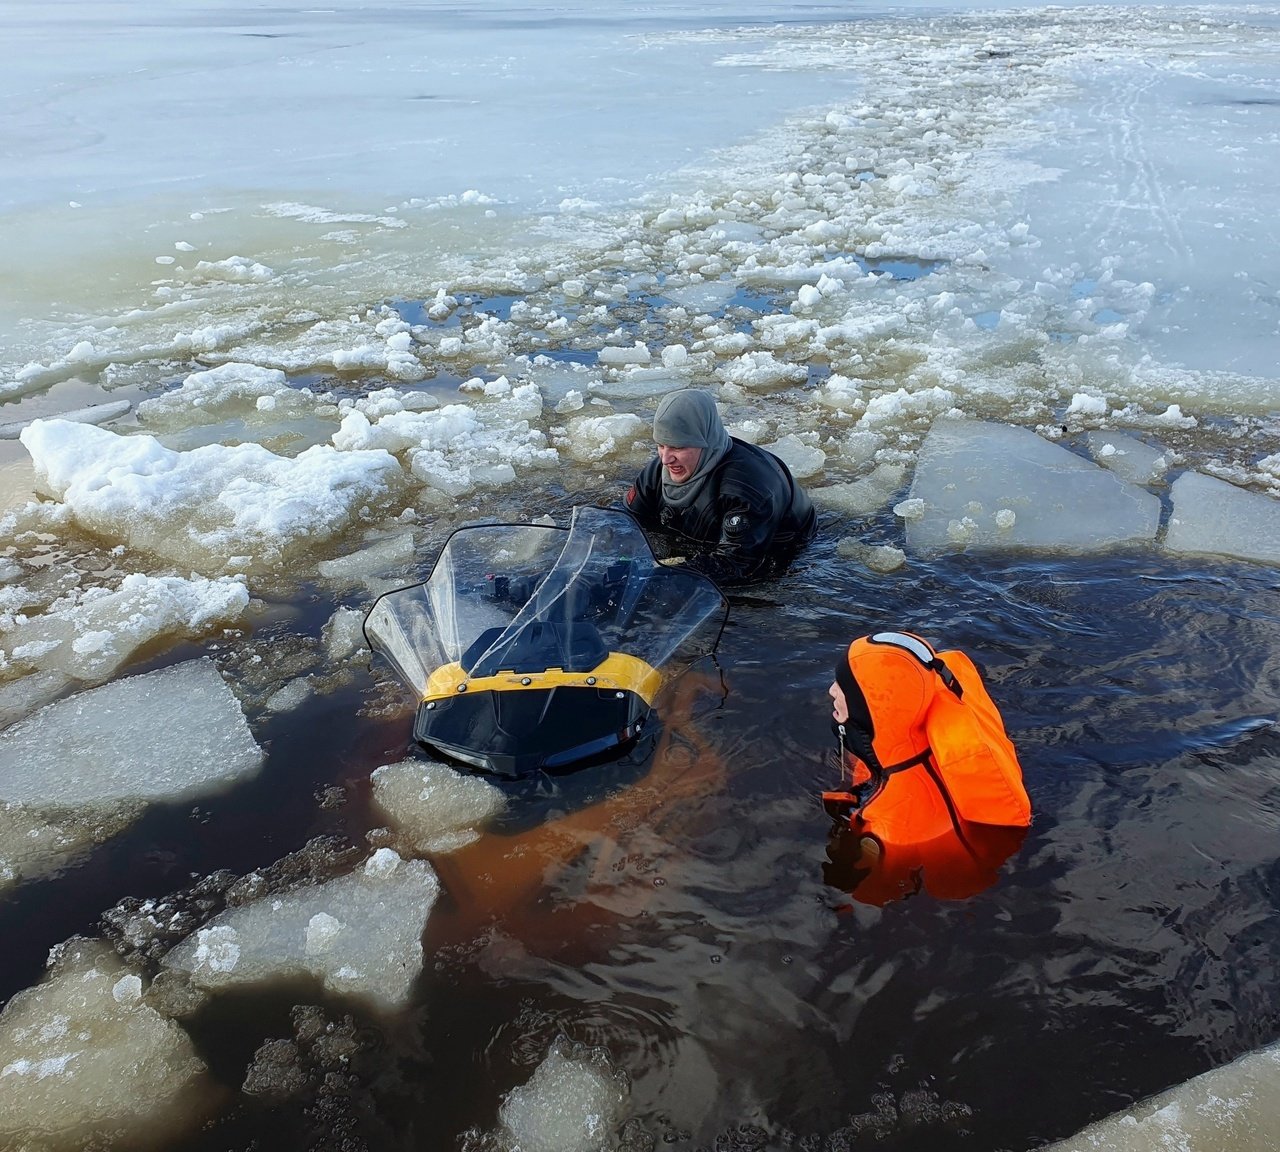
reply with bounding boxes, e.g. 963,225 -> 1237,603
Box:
423,652 -> 662,705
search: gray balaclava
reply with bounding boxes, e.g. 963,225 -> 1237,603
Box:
652,389 -> 732,508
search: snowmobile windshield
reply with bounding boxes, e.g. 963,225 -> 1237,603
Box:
363,506 -> 727,699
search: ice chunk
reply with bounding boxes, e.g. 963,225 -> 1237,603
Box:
762,434 -> 826,479
19,420 -> 402,575
497,1037 -> 629,1152
589,371 -> 690,401
1082,431 -> 1171,487
837,539 -> 907,573
136,362 -> 303,428
304,912 -> 344,955
1165,472 -> 1280,565
0,799 -> 140,893
597,342 -> 651,366
564,413 -> 646,461
663,281 -> 738,312
810,464 -> 907,516
719,350 -> 808,390
0,659 -> 263,890
905,419 -> 1160,556
371,759 -> 506,853
332,399 -> 555,498
1045,1038 -> 1280,1151
323,607 -> 368,661
0,668 -> 72,730
264,677 -> 312,713
0,658 -> 262,807
0,939 -> 206,1148
0,400 -> 132,440
163,851 -> 439,1011
316,533 -> 415,582
0,572 -> 249,683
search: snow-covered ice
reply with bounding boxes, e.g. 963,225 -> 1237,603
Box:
0,571 -> 249,683
20,419 -> 403,574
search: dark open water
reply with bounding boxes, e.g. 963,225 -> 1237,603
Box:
3,516 -> 1279,1152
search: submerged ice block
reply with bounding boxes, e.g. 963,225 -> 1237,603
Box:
0,938 -> 206,1148
497,1037 -> 629,1152
905,418 -> 1160,556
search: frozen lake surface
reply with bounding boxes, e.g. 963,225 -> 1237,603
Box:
2,1 -> 1280,1150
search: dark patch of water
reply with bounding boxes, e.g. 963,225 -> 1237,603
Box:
532,347 -> 598,366
725,284 -> 780,311
821,251 -> 945,281
7,531 -> 1280,1151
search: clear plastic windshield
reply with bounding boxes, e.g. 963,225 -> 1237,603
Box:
363,506 -> 727,696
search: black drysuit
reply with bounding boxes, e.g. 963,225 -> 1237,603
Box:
625,438 -> 817,585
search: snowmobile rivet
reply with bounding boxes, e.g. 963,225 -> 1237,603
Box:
586,676 -> 597,685
521,677 -> 532,685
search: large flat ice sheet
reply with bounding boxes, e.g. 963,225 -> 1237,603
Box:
904,418 -> 1160,556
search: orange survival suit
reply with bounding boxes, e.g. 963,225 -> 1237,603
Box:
823,631 -> 1031,905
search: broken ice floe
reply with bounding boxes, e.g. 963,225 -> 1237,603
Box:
496,1036 -> 629,1152
0,399 -> 132,441
1046,1038 -> 1280,1151
316,532 -> 416,583
20,418 -> 403,574
332,390 -> 555,497
762,434 -> 826,479
163,849 -> 439,1011
836,539 -> 907,574
0,658 -> 263,890
135,362 -> 315,428
904,418 -> 1160,556
371,759 -> 507,854
811,463 -> 907,517
0,938 -> 206,1149
562,413 -> 647,462
0,571 -> 249,684
1082,431 -> 1172,488
1165,472 -> 1280,566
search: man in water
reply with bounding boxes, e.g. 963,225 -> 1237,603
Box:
623,388 -> 817,585
821,630 -> 1032,905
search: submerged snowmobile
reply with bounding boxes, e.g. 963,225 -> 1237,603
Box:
363,506 -> 728,777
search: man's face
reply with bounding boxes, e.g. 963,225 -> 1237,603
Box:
657,444 -> 702,483
828,680 -> 849,724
